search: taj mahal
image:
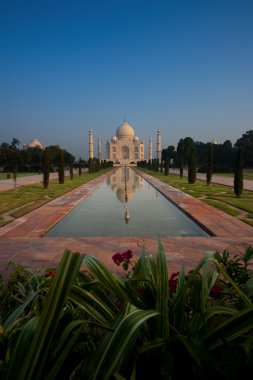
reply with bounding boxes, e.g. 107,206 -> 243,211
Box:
88,120 -> 161,165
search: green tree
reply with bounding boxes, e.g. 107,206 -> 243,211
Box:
177,139 -> 184,178
206,143 -> 213,185
164,157 -> 169,176
188,147 -> 196,184
88,158 -> 93,174
69,161 -> 74,180
162,145 -> 175,176
183,137 -> 194,163
78,157 -> 82,176
10,138 -> 20,149
234,147 -> 243,197
42,149 -> 50,188
235,130 -> 253,167
58,150 -> 65,184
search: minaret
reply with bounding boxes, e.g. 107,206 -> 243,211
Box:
89,129 -> 94,159
97,138 -> 101,161
149,138 -> 152,160
156,129 -> 161,161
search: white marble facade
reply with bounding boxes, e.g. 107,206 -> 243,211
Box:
106,121 -> 144,164
88,122 -> 161,164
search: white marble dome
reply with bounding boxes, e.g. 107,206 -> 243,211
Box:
133,136 -> 139,142
27,139 -> 44,149
111,136 -> 117,143
116,122 -> 134,140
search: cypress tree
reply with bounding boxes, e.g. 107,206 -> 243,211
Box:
179,154 -> 184,178
206,144 -> 213,185
13,166 -> 17,188
160,159 -> 163,173
88,158 -> 92,174
156,159 -> 159,172
234,147 -> 243,197
58,150 -> 65,184
188,148 -> 196,184
177,139 -> 184,178
69,161 -> 74,180
78,158 -> 82,176
164,157 -> 169,176
92,158 -> 96,173
43,148 -> 50,188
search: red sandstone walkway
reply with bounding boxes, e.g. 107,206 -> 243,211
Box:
172,169 -> 253,191
0,168 -> 252,278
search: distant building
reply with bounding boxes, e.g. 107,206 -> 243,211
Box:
88,121 -> 162,164
23,139 -> 45,150
211,138 -> 220,145
106,121 -> 144,164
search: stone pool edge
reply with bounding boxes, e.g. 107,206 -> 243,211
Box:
0,167 -> 253,277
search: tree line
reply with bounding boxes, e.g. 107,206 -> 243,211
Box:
137,130 -> 253,197
0,139 -> 75,173
0,138 -> 113,188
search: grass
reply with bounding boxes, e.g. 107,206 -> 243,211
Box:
203,199 -> 241,217
0,169 -> 112,227
0,172 -> 41,180
213,172 -> 253,180
140,169 -> 253,226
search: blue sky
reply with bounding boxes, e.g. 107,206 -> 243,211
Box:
0,0 -> 252,159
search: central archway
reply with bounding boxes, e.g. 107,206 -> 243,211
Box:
121,146 -> 130,159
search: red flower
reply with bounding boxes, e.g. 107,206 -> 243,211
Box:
210,284 -> 222,298
46,268 -> 56,278
169,272 -> 179,293
112,250 -> 135,275
136,287 -> 144,298
116,301 -> 125,309
112,253 -> 124,266
122,250 -> 133,260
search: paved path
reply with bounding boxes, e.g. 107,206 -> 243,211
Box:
0,169 -> 82,191
1,169 -> 252,192
0,167 -> 252,279
171,169 -> 253,191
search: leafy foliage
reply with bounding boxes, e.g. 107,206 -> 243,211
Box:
234,147 -> 244,197
188,148 -> 197,184
206,143 -> 213,185
1,244 -> 253,379
58,150 -> 65,184
43,149 -> 50,188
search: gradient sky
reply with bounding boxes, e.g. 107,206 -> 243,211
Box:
0,0 -> 252,159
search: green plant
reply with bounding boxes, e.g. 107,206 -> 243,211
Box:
112,249 -> 136,276
206,143 -> 213,185
214,247 -> 253,287
43,148 -> 50,188
188,148 -> 196,184
2,244 -> 253,379
234,147 -> 243,197
58,150 -> 65,184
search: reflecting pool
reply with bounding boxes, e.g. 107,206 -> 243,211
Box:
46,167 -> 209,237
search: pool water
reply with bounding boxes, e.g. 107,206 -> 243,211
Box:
46,167 -> 209,237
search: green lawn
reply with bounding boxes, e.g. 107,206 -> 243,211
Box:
0,172 -> 41,180
0,169 -> 112,227
214,171 -> 253,180
140,169 -> 253,226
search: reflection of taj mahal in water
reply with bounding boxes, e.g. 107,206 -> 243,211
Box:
88,121 -> 161,165
107,166 -> 144,223
107,166 -> 143,204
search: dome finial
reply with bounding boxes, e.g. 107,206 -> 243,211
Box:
124,116 -> 126,123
